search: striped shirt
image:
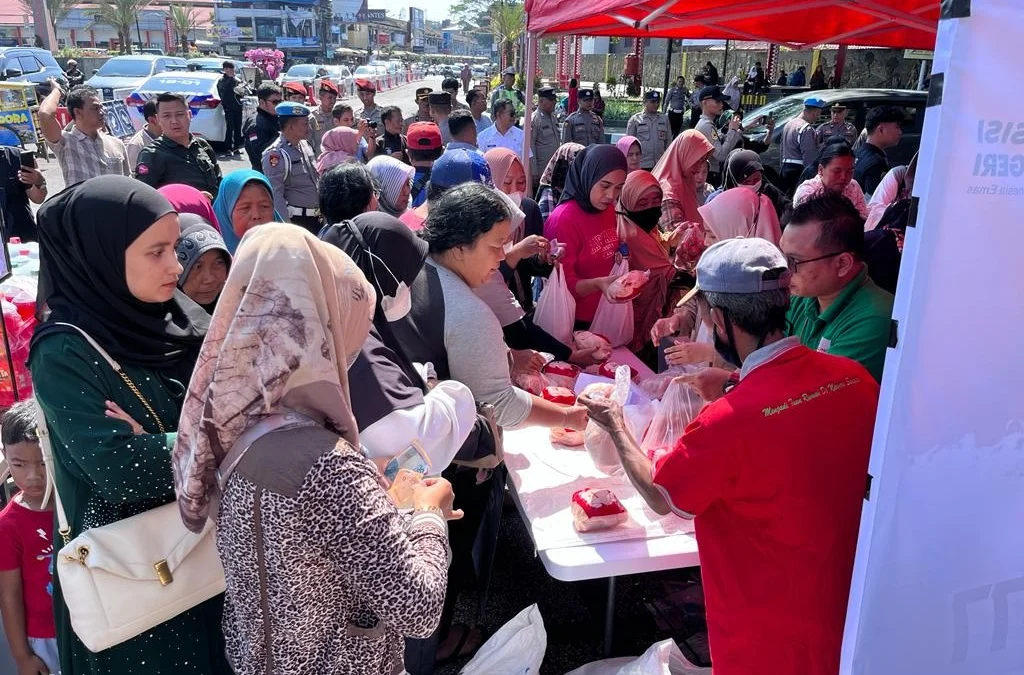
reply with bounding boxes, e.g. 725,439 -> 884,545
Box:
53,126 -> 130,186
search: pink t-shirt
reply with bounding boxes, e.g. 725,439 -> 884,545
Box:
547,200 -> 619,322
400,209 -> 426,231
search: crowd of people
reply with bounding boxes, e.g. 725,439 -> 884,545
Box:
0,60 -> 918,675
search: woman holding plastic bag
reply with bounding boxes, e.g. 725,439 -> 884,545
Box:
651,130 -> 715,272
617,171 -> 676,352
545,145 -> 628,329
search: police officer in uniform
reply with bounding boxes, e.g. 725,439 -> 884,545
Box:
561,88 -> 604,146
626,90 -> 671,170
531,86 -> 560,193
245,82 -> 283,171
308,79 -> 339,155
403,87 -> 433,133
815,103 -> 858,146
355,78 -> 382,127
779,96 -> 826,194
262,102 -> 321,235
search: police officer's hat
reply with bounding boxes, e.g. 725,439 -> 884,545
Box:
319,79 -> 339,96
538,86 -> 557,100
579,89 -> 594,101
415,86 -> 433,101
275,102 -> 311,118
803,97 -> 828,109
644,90 -> 661,102
829,103 -> 847,112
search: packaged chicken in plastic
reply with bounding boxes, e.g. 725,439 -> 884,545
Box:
571,488 -> 627,532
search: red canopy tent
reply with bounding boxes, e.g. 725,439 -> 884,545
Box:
519,0 -> 940,182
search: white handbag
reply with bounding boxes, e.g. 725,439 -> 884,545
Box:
36,323 -> 225,653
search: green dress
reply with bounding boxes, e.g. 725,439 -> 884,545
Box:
28,332 -> 231,675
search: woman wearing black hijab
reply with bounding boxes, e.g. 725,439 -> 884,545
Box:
27,176 -> 228,675
319,211 -> 478,471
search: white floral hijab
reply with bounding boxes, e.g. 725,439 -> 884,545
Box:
172,223 -> 376,533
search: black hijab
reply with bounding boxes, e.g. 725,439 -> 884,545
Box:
320,211 -> 429,428
32,176 -> 210,377
560,144 -> 628,214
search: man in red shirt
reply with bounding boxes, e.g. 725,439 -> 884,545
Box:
581,238 -> 879,675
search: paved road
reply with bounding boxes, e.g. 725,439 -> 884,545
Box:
36,76 -> 446,196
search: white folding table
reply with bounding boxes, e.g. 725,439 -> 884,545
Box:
504,349 -> 701,655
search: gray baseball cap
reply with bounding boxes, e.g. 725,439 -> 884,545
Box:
677,238 -> 789,307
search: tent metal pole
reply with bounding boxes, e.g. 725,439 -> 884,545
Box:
662,38 -> 674,102
523,31 -> 538,194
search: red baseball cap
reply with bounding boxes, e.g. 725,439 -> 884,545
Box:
355,78 -> 376,92
407,122 -> 442,151
319,79 -> 339,95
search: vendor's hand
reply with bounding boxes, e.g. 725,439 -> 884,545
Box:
562,404 -> 590,431
650,314 -> 682,343
664,339 -> 716,366
105,400 -> 144,435
765,116 -> 776,133
15,653 -> 49,675
673,367 -> 731,402
511,348 -> 546,375
17,165 -> 43,188
413,477 -> 464,521
568,345 -> 601,367
577,395 -> 624,434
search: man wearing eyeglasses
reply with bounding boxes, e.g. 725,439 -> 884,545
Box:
579,237 -> 879,675
781,193 -> 894,382
244,82 -> 283,172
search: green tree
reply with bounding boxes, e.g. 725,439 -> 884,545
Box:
490,1 -> 525,69
168,4 -> 205,54
95,0 -> 152,54
20,0 -> 78,38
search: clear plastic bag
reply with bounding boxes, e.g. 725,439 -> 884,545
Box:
588,258 -> 634,348
533,262 -> 575,347
641,379 -> 704,462
583,366 -> 633,475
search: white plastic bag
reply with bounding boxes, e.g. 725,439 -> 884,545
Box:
588,258 -> 634,348
582,366 -> 632,475
460,604 -> 546,675
565,638 -> 710,675
533,263 -> 576,347
641,379 -> 704,462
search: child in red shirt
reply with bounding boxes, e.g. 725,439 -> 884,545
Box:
0,400 -> 59,675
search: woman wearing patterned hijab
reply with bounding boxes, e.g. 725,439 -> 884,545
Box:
173,224 -> 457,675
367,154 -> 415,217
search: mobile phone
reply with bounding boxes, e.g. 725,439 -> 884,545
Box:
19,150 -> 35,169
656,335 -> 678,373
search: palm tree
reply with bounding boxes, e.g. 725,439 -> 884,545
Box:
168,4 -> 205,55
95,0 -> 151,54
20,0 -> 78,39
490,1 -> 524,70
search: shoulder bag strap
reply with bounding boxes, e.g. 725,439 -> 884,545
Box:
35,397 -> 72,546
215,411 -> 318,491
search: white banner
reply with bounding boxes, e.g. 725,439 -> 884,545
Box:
841,1 -> 1024,674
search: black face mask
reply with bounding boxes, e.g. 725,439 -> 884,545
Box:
621,206 -> 663,233
713,325 -> 743,369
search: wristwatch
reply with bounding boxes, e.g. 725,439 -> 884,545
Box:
722,371 -> 740,394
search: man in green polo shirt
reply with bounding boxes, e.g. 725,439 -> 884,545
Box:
781,193 -> 894,382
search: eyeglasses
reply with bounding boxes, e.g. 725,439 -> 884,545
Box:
268,98 -> 282,105
785,250 -> 848,272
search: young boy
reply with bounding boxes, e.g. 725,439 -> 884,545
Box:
0,400 -> 58,675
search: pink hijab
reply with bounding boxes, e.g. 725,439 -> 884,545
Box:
651,130 -> 714,225
615,135 -> 640,161
483,147 -> 522,192
698,186 -> 782,245
316,126 -> 362,175
158,184 -> 220,232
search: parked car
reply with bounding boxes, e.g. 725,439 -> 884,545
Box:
321,64 -> 353,95
186,57 -> 249,74
0,46 -> 67,99
743,88 -> 927,171
86,55 -> 188,101
125,71 -> 256,148
279,63 -> 326,88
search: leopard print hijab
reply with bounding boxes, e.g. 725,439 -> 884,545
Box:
173,223 -> 376,533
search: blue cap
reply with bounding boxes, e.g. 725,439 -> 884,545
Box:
803,97 -> 828,109
275,102 -> 310,118
430,148 -> 494,190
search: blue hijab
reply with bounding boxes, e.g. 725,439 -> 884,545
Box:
213,170 -> 283,253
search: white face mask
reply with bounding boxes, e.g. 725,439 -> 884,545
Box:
381,281 -> 412,322
508,191 -> 524,207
